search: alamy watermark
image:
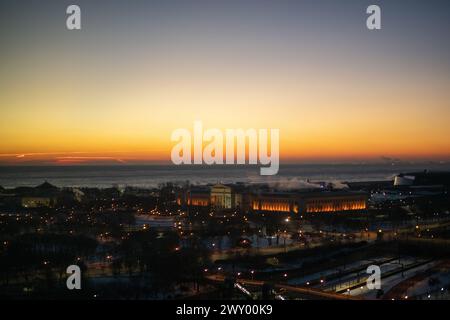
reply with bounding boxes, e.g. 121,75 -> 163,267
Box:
170,121 -> 279,176
65,4 -> 381,31
66,5 -> 81,30
366,5 -> 382,30
66,264 -> 81,290
366,265 -> 381,290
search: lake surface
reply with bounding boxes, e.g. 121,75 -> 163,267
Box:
1,163 -> 449,188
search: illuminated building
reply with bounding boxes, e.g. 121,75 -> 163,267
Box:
249,191 -> 367,214
16,182 -> 59,208
21,196 -> 55,208
251,193 -> 298,213
394,171 -> 450,188
185,187 -> 211,207
178,184 -> 367,214
303,192 -> 367,213
210,184 -> 233,209
178,184 -> 244,209
210,184 -> 244,209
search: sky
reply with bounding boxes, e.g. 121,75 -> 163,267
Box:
1,0 -> 450,165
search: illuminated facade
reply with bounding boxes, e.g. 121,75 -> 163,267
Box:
179,184 -> 244,210
210,184 -> 233,209
188,196 -> 209,207
249,191 -> 367,214
251,193 -> 298,213
177,185 -> 367,214
183,187 -> 211,207
304,194 -> 367,213
21,196 -> 55,208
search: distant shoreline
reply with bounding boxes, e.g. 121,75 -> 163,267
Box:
0,161 -> 450,168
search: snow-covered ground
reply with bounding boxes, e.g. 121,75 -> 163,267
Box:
287,256 -> 394,286
345,260 -> 437,299
321,258 -> 418,292
404,270 -> 450,299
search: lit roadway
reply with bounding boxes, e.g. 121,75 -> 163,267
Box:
334,259 -> 434,294
319,218 -> 450,242
206,274 -> 362,300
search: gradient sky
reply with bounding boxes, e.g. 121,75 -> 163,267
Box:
1,0 -> 450,165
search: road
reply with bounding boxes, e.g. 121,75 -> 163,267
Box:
206,274 -> 361,300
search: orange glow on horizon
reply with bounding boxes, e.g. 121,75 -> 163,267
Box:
2,44 -> 450,164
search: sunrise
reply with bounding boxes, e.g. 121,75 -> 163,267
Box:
1,1 -> 450,165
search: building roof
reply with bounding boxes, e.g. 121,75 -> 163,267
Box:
252,190 -> 366,199
36,181 -> 58,190
399,171 -> 450,186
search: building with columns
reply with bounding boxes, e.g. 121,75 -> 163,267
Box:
178,184 -> 367,214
